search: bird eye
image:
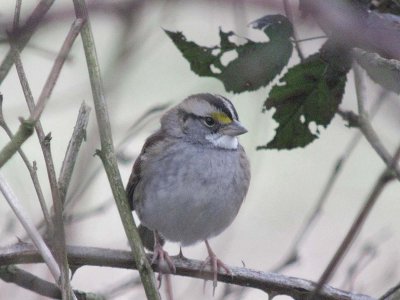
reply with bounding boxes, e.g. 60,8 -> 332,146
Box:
204,117 -> 216,127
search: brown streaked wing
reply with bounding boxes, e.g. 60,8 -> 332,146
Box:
126,129 -> 167,210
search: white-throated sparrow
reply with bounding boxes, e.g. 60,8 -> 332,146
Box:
126,93 -> 250,289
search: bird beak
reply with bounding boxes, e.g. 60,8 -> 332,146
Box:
220,120 -> 248,136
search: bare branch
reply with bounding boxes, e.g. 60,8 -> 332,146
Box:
13,0 -> 22,29
10,18 -> 85,300
0,176 -> 60,281
312,145 -> 400,298
0,95 -> 52,230
380,282 -> 400,300
0,265 -> 104,300
58,102 -> 91,205
31,18 -> 84,121
274,89 -> 389,273
0,0 -> 56,84
0,19 -> 84,169
0,243 -> 375,300
72,0 -> 160,299
0,118 -> 35,168
353,62 -> 400,181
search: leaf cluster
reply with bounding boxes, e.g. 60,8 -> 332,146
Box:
166,5 -> 399,150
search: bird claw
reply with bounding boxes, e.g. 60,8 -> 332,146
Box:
200,241 -> 232,295
151,244 -> 176,274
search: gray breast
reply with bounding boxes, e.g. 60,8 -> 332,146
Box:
135,142 -> 250,246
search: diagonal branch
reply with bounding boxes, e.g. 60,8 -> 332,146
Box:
9,18 -> 85,300
0,177 -> 60,281
352,62 -> 400,181
0,265 -> 104,300
312,144 -> 400,298
58,102 -> 91,205
71,1 -> 160,299
0,0 -> 56,85
0,94 -> 52,230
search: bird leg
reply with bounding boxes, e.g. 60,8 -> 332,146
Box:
151,231 -> 176,286
200,240 -> 232,294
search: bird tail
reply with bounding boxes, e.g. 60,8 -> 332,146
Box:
138,224 -> 165,251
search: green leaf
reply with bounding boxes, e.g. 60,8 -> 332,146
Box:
258,42 -> 351,150
165,14 -> 293,93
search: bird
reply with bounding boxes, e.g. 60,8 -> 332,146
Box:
126,93 -> 251,290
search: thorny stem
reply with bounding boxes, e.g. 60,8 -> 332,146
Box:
0,243 -> 375,300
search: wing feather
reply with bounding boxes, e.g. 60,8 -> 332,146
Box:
126,130 -> 166,210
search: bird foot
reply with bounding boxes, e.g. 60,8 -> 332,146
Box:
151,242 -> 176,287
200,241 -> 232,295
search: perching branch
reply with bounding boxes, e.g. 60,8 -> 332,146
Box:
71,1 -> 160,299
0,243 -> 375,300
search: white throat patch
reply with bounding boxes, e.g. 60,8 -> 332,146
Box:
206,134 -> 238,150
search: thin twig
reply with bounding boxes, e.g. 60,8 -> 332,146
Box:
0,0 -> 56,84
341,231 -> 390,291
64,101 -> 168,211
283,0 -> 304,61
312,145 -> 400,299
13,0 -> 22,29
0,118 -> 35,168
0,175 -> 60,281
30,18 -> 84,121
58,102 -> 91,205
380,282 -> 400,300
0,265 -> 105,300
0,95 -> 51,229
0,19 -> 84,169
273,89 -> 389,273
353,62 -> 400,181
0,243 -> 375,300
72,1 -> 160,299
294,35 -> 327,43
10,19 -> 85,300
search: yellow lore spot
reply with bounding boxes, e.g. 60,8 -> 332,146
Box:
211,112 -> 232,124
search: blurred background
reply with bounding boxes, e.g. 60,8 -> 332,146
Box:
0,0 -> 400,299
